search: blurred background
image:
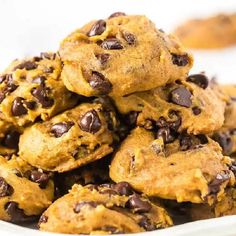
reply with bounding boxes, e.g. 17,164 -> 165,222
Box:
0,0 -> 235,82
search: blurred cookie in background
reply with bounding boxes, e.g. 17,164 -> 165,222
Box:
174,13 -> 236,49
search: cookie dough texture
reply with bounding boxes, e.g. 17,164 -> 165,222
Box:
113,75 -> 226,135
0,52 -> 77,127
19,103 -> 115,172
174,13 -> 236,49
39,183 -> 172,234
0,156 -> 54,223
190,188 -> 236,221
110,127 -> 235,203
60,14 -> 193,97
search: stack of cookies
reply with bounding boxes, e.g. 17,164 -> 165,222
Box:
0,12 -> 235,235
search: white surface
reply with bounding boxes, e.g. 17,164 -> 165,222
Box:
0,0 -> 236,235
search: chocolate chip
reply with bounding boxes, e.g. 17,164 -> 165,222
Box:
179,134 -> 193,151
51,121 -> 74,138
196,134 -> 208,144
139,215 -> 156,231
0,177 -> 13,197
88,71 -> 112,95
126,194 -> 152,213
11,97 -> 28,116
108,12 -> 126,18
32,76 -> 46,85
74,201 -> 98,213
3,131 -> 20,149
123,32 -> 136,45
101,38 -> 123,50
125,111 -> 138,127
79,110 -> 101,134
157,127 -> 176,143
212,132 -> 233,155
171,53 -> 189,66
14,61 -> 37,71
40,52 -> 56,60
87,20 -> 106,37
187,74 -> 209,89
31,85 -> 54,108
192,106 -> 201,115
4,201 -> 34,223
113,182 -> 133,196
0,75 -> 18,103
208,172 -> 230,195
44,66 -> 54,73
38,215 -> 48,226
168,111 -> 182,131
95,53 -> 110,65
169,87 -> 192,108
24,101 -> 36,110
29,170 -> 50,189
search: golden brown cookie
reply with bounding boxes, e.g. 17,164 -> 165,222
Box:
212,85 -> 236,156
113,74 -> 226,135
19,103 -> 115,172
39,183 -> 172,234
174,13 -> 236,49
0,155 -> 54,223
60,14 -> 193,97
0,52 -> 78,127
190,187 -> 236,221
110,127 -> 235,203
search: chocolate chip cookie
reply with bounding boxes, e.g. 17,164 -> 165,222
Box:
110,127 -> 235,203
60,14 -> 193,97
39,183 -> 172,234
212,85 -> 236,156
0,52 -> 77,127
0,155 -> 54,223
19,103 -> 115,172
113,74 -> 226,135
174,13 -> 236,49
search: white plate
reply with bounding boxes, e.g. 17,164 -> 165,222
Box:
0,0 -> 236,235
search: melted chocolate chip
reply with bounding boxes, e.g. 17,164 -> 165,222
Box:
179,134 -> 193,151
38,215 -> 48,226
24,101 -> 36,110
31,85 -> 54,108
212,132 -> 233,155
87,20 -> 106,37
192,106 -> 201,115
0,177 -> 13,197
187,74 -> 209,89
113,182 -> 133,196
74,201 -> 98,213
125,111 -> 138,127
123,32 -> 136,45
14,61 -> 37,71
51,121 -> 74,138
108,12 -> 126,18
29,170 -> 50,189
139,215 -> 156,231
5,201 -> 34,223
95,53 -> 110,65
88,71 -> 112,94
171,53 -> 189,66
126,194 -> 152,213
79,110 -> 101,134
11,97 -> 28,116
32,76 -> 46,85
208,172 -> 230,195
101,38 -> 123,50
156,127 -> 176,143
169,87 -> 192,108
3,131 -> 20,149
